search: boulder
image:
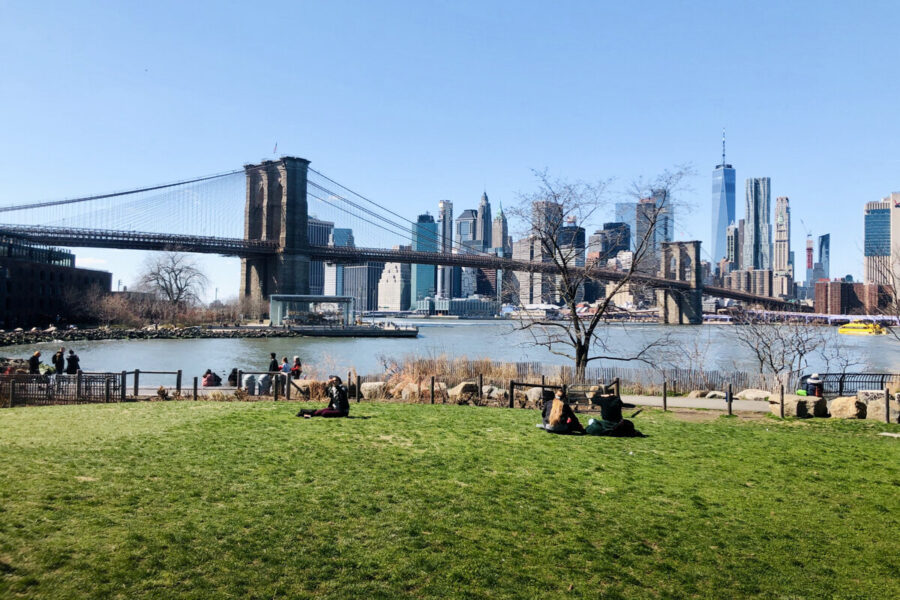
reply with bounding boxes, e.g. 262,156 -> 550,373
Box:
865,397 -> 900,423
770,394 -> 827,418
858,390 -> 889,405
400,383 -> 421,401
736,388 -> 771,401
489,388 -> 508,401
360,381 -> 386,400
525,387 -> 555,404
448,381 -> 478,400
706,390 -> 727,399
482,385 -> 496,397
687,390 -> 709,398
830,397 -> 867,419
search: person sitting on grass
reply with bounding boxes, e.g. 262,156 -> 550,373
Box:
297,375 -> 350,418
541,390 -> 585,434
202,369 -> 222,387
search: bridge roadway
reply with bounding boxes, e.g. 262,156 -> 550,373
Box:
0,224 -> 802,310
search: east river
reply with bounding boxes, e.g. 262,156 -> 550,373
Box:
3,321 -> 900,384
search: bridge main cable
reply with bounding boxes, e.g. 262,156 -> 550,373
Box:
0,168 -> 244,214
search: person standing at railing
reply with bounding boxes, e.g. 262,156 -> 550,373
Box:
52,347 -> 65,375
65,350 -> 80,375
27,351 -> 41,374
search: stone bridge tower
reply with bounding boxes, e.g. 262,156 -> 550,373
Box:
657,241 -> 703,325
240,157 -> 311,312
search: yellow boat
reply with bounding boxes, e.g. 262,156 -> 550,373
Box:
837,322 -> 886,335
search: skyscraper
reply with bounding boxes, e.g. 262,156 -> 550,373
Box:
323,228 -> 354,296
773,196 -> 793,298
491,201 -> 510,253
743,178 -> 772,270
436,200 -> 453,298
410,213 -> 437,302
475,192 -> 492,248
343,262 -> 385,312
726,222 -> 740,272
818,234 -> 830,280
711,132 -> 736,266
614,202 -> 636,251
864,199 -> 890,284
308,217 -> 335,295
377,253 -> 411,311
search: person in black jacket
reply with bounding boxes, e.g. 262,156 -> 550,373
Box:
542,390 -> 585,434
65,350 -> 80,375
52,347 -> 65,374
27,351 -> 41,374
297,376 -> 350,418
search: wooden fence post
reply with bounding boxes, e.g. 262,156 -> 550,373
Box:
478,374 -> 483,400
662,380 -> 667,412
779,384 -> 785,418
133,369 -> 140,397
430,375 -> 435,405
193,377 -> 198,400
120,371 -> 126,402
727,383 -> 733,416
541,375 -> 545,400
105,377 -> 111,403
273,376 -> 279,401
356,375 -> 361,402
176,370 -> 182,396
76,370 -> 82,400
237,370 -> 242,390
286,375 -> 291,400
509,380 -> 515,408
885,388 -> 891,424
614,377 -> 620,398
10,381 -> 16,407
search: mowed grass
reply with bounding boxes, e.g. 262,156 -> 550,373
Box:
0,402 -> 898,599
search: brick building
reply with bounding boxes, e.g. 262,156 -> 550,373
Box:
813,280 -> 892,315
0,237 -> 112,328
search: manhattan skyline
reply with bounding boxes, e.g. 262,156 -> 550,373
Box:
2,1 -> 898,298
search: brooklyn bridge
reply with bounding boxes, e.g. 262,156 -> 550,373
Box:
0,156 -> 801,322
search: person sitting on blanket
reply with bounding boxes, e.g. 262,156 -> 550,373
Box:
297,375 -> 350,418
541,390 -> 585,434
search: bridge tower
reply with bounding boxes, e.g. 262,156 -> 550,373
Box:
657,241 -> 703,325
240,157 -> 311,312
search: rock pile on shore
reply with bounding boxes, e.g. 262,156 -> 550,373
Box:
0,327 -> 307,347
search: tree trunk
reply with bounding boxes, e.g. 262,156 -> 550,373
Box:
574,343 -> 588,383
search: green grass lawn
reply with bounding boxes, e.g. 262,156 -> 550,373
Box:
0,401 -> 898,599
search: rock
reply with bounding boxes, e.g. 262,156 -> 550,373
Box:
706,390 -> 727,399
482,385 -> 495,396
489,388 -> 508,401
448,381 -> 478,400
525,387 -> 555,404
736,388 -> 771,401
360,381 -> 385,400
687,390 -> 709,398
865,397 -> 900,423
857,390 -> 888,405
830,397 -> 867,419
770,394 -> 828,418
400,383 -> 421,401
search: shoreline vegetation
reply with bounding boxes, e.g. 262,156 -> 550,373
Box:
0,326 -> 336,347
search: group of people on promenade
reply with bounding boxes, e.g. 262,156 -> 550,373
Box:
11,347 -> 81,376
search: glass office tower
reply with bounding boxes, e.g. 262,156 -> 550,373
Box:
711,154 -> 736,266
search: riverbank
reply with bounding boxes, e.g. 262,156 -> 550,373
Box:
0,324 -> 416,346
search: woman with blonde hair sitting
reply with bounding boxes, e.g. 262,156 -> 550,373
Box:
541,389 -> 585,434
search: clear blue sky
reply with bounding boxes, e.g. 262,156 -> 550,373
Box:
2,0 -> 899,299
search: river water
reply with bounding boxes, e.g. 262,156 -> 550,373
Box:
2,321 -> 900,384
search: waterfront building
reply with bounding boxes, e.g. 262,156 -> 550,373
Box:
743,178 -> 772,270
410,213 -> 437,302
513,235 -> 553,305
773,197 -> 793,298
864,199 -> 890,284
814,280 -> 891,315
343,262 -> 385,313
711,133 -> 736,266
0,236 -> 112,328
414,295 -> 500,317
376,255 -> 411,311
723,268 -> 772,298
308,217 -> 335,295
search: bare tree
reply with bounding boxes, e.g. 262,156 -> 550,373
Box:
508,166 -> 692,382
729,312 -> 828,382
137,252 -> 208,314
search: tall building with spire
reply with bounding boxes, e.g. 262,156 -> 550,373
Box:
475,192 -> 492,248
711,131 -> 736,267
773,196 -> 793,298
491,200 -> 510,253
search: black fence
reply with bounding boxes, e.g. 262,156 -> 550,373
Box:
1,372 -> 124,407
804,373 -> 900,398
